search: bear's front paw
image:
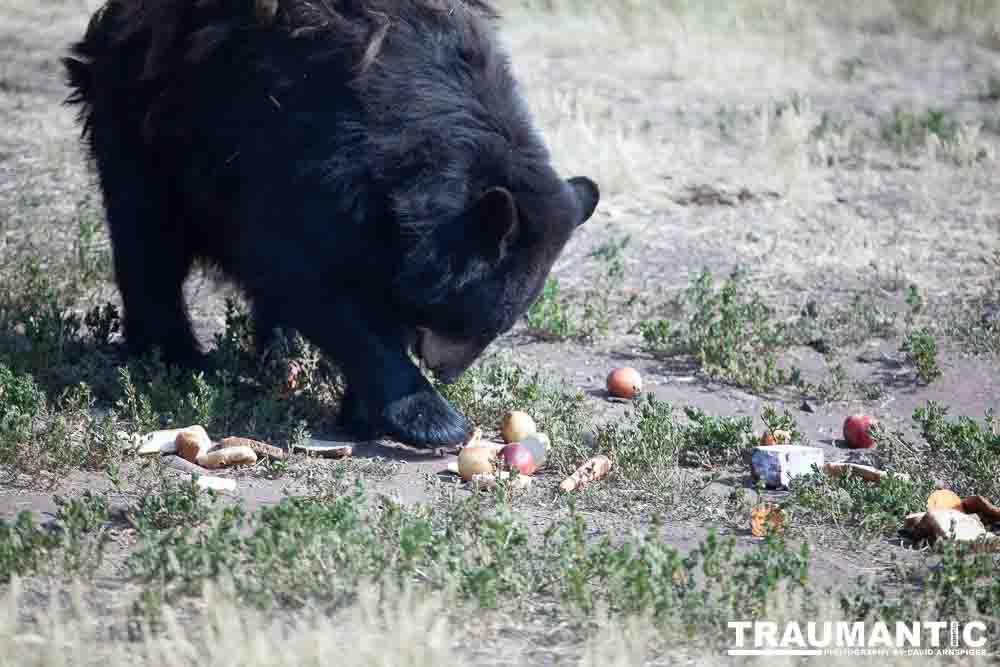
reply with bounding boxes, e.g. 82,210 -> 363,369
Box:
380,389 -> 471,448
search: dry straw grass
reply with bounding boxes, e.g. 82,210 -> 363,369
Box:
1,579 -> 457,667
501,0 -> 999,204
498,0 -> 999,297
3,578 -> 996,666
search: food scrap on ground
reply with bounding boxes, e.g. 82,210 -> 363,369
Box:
760,429 -> 792,446
750,445 -> 823,489
175,428 -> 213,463
139,426 -> 290,472
219,437 -> 286,460
962,495 -> 1000,523
293,441 -> 353,458
136,425 -> 209,456
447,423 -> 550,485
197,445 -> 258,469
926,489 -> 963,512
560,455 -> 612,492
750,503 -> 786,537
518,433 -> 549,468
906,510 -> 1000,550
902,493 -> 1000,550
160,454 -> 212,477
823,461 -> 909,483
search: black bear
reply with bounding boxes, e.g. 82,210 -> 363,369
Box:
63,0 -> 599,447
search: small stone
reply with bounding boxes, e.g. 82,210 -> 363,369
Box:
808,338 -> 832,354
750,445 -> 824,489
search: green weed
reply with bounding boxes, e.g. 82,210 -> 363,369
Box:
128,476 -> 220,532
123,476 -> 816,632
759,404 -> 803,443
944,250 -> 999,355
880,107 -> 958,151
840,541 -> 1000,655
982,75 -> 1000,102
795,361 -> 884,403
680,406 -> 757,468
911,403 -> 1000,499
0,491 -> 111,582
0,513 -> 59,583
900,328 -> 942,384
589,394 -> 683,474
641,269 -> 793,392
786,469 -> 933,538
525,278 -> 577,340
524,237 -> 630,342
0,363 -> 129,486
836,56 -> 866,81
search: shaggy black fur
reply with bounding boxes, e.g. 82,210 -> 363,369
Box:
63,0 -> 599,447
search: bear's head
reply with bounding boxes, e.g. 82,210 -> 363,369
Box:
393,172 -> 599,382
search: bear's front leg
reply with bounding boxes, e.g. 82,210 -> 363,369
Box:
285,295 -> 471,448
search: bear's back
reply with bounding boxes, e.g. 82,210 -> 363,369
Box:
66,0 -> 550,230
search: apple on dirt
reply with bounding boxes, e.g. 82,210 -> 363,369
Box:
519,433 -> 549,468
606,367 -> 642,399
843,414 -> 878,449
501,410 -> 537,443
457,446 -> 497,481
500,443 -> 537,475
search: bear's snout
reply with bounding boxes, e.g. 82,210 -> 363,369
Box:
416,328 -> 486,383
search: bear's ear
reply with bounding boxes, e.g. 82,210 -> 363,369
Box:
475,186 -> 518,257
568,176 -> 599,226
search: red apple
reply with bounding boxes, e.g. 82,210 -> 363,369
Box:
500,443 -> 537,475
843,414 -> 877,449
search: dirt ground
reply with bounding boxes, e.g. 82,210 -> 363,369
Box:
1,0 -> 999,663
